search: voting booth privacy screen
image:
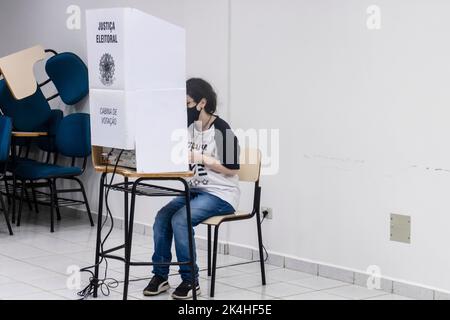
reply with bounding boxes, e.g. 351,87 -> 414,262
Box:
86,8 -> 188,173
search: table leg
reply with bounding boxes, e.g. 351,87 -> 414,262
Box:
123,177 -> 129,245
93,173 -> 106,298
123,179 -> 138,300
182,179 -> 197,300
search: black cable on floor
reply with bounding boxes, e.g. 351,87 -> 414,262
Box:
77,149 -> 123,300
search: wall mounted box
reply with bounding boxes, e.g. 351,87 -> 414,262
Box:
390,214 -> 411,244
86,8 -> 188,173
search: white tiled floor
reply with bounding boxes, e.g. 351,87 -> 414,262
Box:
0,208 -> 413,300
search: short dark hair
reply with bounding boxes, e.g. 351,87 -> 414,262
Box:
186,78 -> 217,114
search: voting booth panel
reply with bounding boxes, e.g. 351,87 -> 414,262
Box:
86,8 -> 188,173
86,8 -> 186,91
86,8 -> 126,91
89,89 -> 134,150
135,89 -> 188,173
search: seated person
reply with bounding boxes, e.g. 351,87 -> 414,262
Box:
143,78 -> 241,299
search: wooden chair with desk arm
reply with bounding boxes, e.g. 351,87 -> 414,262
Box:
201,148 -> 266,297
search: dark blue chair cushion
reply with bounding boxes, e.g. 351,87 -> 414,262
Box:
0,116 -> 12,163
14,161 -> 82,180
6,158 -> 36,171
0,79 -> 51,132
45,53 -> 89,105
56,113 -> 91,158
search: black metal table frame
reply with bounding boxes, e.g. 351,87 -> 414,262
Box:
93,172 -> 197,301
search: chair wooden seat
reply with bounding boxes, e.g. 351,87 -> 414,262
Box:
0,45 -> 46,100
202,211 -> 252,226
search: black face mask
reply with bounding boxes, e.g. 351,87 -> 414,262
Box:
187,105 -> 201,124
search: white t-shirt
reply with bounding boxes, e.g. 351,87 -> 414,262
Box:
187,117 -> 241,210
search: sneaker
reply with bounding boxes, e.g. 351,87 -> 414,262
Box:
172,280 -> 201,300
143,275 -> 170,296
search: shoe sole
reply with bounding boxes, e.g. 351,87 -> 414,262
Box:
143,283 -> 170,296
172,287 -> 201,300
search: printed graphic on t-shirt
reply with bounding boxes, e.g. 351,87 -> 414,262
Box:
189,163 -> 209,187
187,117 -> 241,210
188,137 -> 210,186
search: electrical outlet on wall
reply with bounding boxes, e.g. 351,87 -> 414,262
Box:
261,207 -> 273,220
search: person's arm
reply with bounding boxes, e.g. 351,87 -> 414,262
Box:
190,119 -> 240,176
190,152 -> 238,176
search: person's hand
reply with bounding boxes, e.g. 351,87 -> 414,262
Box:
189,151 -> 204,164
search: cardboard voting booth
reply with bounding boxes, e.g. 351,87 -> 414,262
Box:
86,8 -> 188,173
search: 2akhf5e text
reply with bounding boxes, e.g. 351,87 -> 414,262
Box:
178,304 -> 272,318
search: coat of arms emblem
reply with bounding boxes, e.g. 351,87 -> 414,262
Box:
99,53 -> 115,86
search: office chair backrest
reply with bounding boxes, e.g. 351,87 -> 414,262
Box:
0,79 -> 51,132
45,52 -> 89,105
36,109 -> 64,153
238,148 -> 262,183
0,116 -> 12,163
56,113 -> 91,158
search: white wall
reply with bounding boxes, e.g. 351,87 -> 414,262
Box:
229,0 -> 450,291
1,0 -> 450,292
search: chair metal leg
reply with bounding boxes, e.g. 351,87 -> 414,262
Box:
52,180 -> 61,221
93,173 -> 106,298
210,226 -> 220,298
11,175 -> 16,224
4,177 -> 10,205
48,179 -> 55,233
73,177 -> 94,227
24,182 -> 33,212
255,211 -> 266,285
207,225 -> 212,277
31,184 -> 39,213
16,180 -> 25,227
0,193 -> 13,235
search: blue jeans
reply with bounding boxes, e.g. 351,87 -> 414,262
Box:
152,190 -> 234,282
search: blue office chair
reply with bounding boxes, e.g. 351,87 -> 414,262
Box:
0,116 -> 13,235
22,109 -> 65,215
0,79 -> 53,217
14,113 -> 94,232
0,79 -> 52,132
45,52 -> 89,105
